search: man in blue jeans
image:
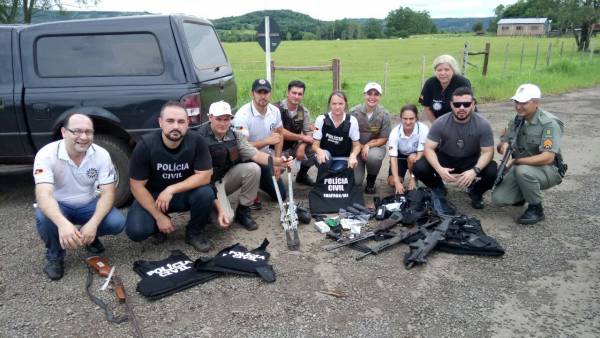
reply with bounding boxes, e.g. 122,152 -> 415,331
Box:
125,101 -> 216,252
33,113 -> 125,281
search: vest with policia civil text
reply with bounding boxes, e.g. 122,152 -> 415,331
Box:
279,103 -> 307,151
196,122 -> 242,182
321,114 -> 352,157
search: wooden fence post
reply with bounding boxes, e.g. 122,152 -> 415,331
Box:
519,42 -> 525,72
482,43 -> 490,76
383,62 -> 389,95
534,43 -> 540,71
503,43 -> 509,73
546,43 -> 552,67
559,41 -> 564,59
462,42 -> 469,76
332,59 -> 341,91
270,60 -> 276,87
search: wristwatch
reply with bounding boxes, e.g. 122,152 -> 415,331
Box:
472,166 -> 482,176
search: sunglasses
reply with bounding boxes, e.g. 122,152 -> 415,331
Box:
451,101 -> 473,108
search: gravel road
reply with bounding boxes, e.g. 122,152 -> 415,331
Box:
1,86 -> 599,338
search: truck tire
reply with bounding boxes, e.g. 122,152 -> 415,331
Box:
93,134 -> 131,207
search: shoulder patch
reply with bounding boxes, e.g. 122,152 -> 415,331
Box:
543,139 -> 553,149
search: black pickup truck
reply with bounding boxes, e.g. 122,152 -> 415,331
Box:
0,15 -> 237,206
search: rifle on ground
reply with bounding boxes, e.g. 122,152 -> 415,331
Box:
355,217 -> 441,261
495,116 -> 524,188
323,211 -> 403,251
86,256 -> 143,338
404,216 -> 452,269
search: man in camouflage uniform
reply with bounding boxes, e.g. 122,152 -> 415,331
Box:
492,84 -> 565,224
350,82 -> 392,194
275,80 -> 316,186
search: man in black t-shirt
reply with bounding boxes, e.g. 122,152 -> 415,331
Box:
125,101 -> 216,252
413,87 -> 497,213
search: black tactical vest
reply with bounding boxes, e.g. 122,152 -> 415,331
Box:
321,114 -> 352,157
196,122 -> 241,182
279,104 -> 307,151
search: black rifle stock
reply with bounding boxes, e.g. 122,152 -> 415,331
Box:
404,216 -> 452,269
495,116 -> 524,188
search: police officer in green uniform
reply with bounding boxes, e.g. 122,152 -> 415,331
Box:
275,80 -> 316,186
197,101 -> 293,231
350,82 -> 392,194
492,84 -> 565,224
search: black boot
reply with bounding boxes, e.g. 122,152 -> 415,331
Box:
186,231 -> 211,252
467,186 -> 484,209
365,174 -> 377,194
44,259 -> 64,281
518,203 -> 545,224
295,165 -> 315,186
86,237 -> 105,254
235,204 -> 258,231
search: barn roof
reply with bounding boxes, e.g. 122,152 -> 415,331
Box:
498,18 -> 550,24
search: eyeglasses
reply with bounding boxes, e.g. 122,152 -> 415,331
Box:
451,101 -> 473,108
65,127 -> 94,137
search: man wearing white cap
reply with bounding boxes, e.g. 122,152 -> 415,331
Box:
197,101 -> 293,231
349,82 -> 392,194
492,84 -> 565,224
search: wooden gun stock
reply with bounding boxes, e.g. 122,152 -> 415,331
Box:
86,256 -> 126,302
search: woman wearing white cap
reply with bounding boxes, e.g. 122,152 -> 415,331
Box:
419,54 -> 471,122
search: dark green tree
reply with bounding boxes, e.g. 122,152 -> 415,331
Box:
384,7 -> 437,37
363,18 -> 383,38
472,21 -> 484,32
1,0 -> 97,23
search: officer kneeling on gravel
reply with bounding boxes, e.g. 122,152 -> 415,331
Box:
125,101 -> 216,252
492,84 -> 565,224
197,101 -> 293,231
33,113 -> 125,280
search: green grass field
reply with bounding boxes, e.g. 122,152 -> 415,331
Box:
223,35 -> 600,116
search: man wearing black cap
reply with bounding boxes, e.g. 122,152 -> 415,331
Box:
233,79 -> 286,206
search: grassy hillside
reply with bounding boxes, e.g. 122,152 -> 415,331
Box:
224,35 -> 600,116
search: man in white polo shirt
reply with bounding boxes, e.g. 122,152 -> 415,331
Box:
33,113 -> 125,281
233,78 -> 286,206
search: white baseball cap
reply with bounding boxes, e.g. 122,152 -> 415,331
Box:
363,82 -> 382,94
511,84 -> 541,103
209,101 -> 232,117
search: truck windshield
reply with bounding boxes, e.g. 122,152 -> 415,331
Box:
182,22 -> 230,80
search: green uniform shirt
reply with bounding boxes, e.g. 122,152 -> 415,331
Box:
349,103 -> 391,145
501,108 -> 564,158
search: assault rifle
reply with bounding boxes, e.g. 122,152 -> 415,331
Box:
355,217 -> 441,261
404,216 -> 452,269
86,256 -> 143,338
323,211 -> 403,251
495,116 -> 524,188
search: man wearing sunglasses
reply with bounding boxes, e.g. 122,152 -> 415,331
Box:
33,113 -> 125,280
413,86 -> 497,214
492,84 -> 565,224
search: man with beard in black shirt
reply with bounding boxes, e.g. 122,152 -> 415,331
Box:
125,101 -> 216,252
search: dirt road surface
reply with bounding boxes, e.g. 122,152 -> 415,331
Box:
1,86 -> 599,337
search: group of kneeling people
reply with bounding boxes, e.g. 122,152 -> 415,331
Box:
32,73 -> 565,281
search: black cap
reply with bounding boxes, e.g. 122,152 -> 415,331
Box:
252,78 -> 272,92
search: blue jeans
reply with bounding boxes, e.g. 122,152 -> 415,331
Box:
35,199 -> 126,260
259,165 -> 286,201
125,185 -> 215,242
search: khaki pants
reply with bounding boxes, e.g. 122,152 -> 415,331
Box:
492,164 -> 562,205
354,145 -> 386,185
216,162 -> 261,215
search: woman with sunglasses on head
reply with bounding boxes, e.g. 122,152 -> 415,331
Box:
419,54 -> 472,123
386,104 -> 429,195
412,86 -> 497,214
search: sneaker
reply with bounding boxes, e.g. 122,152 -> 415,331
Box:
151,232 -> 167,245
44,259 -> 64,281
234,205 -> 258,231
186,233 -> 211,252
249,196 -> 262,210
86,237 -> 105,254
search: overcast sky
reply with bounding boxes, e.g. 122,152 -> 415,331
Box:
64,0 -> 518,20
